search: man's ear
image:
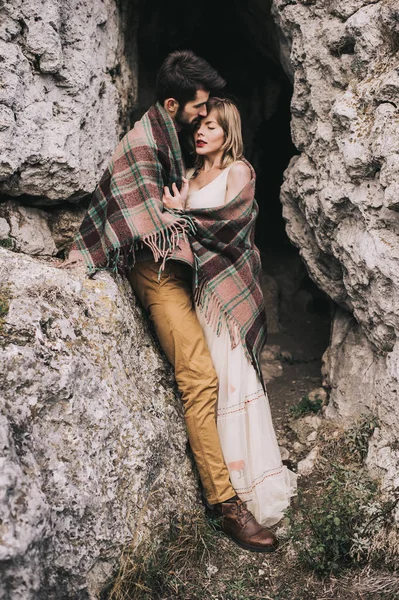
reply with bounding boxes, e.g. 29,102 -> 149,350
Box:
164,98 -> 179,117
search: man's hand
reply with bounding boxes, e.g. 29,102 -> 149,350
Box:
59,248 -> 86,269
162,177 -> 189,210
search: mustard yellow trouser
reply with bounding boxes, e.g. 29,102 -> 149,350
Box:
128,259 -> 235,505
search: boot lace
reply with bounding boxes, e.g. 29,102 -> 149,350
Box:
235,499 -> 253,525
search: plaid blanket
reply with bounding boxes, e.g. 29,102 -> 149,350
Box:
187,163 -> 267,382
74,102 -> 195,273
74,103 -> 266,379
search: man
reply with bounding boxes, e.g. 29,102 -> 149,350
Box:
66,50 -> 278,553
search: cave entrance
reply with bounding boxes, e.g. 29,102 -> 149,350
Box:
133,0 -> 294,254
131,0 -> 331,408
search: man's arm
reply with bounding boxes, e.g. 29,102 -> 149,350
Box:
59,247 -> 85,269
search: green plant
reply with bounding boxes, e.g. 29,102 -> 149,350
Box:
317,414 -> 379,468
288,465 -> 378,576
287,415 -> 398,577
351,489 -> 399,566
225,579 -> 253,600
0,285 -> 10,329
0,237 -> 13,249
343,415 -> 378,462
290,395 -> 323,418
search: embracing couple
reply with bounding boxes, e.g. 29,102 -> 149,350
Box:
67,50 -> 296,552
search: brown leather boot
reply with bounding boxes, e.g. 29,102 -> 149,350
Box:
215,499 -> 279,553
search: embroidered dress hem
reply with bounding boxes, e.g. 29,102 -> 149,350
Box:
197,300 -> 297,526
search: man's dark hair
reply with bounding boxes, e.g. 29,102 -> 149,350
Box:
156,50 -> 226,106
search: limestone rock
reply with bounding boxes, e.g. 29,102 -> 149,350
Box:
272,0 -> 399,498
297,446 -> 319,476
261,360 -> 283,383
323,309 -> 378,420
261,344 -> 282,362
0,416 -> 49,598
290,414 -> 322,445
0,248 -> 198,599
279,446 -> 290,461
47,206 -> 87,252
0,0 -> 137,203
0,217 -> 10,240
0,199 -> 86,255
323,309 -> 399,495
260,344 -> 283,383
0,200 -> 57,256
306,431 -> 317,443
293,441 -> 305,453
367,428 -> 399,498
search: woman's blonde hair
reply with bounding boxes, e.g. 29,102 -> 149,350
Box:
194,97 -> 244,169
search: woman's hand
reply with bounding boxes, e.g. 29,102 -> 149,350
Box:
162,177 -> 189,210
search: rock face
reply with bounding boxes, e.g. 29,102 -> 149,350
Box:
273,0 -> 399,492
0,200 -> 86,255
0,249 -> 198,599
0,0 -> 136,203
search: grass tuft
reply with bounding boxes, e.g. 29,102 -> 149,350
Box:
102,511 -> 221,600
287,415 -> 399,577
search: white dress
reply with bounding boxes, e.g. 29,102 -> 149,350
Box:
186,164 -> 297,526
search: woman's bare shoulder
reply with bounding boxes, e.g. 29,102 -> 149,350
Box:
227,161 -> 251,184
225,161 -> 252,203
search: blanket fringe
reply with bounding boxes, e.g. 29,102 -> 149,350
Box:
143,216 -> 196,271
194,277 -> 241,351
89,216 -> 196,276
194,277 -> 265,390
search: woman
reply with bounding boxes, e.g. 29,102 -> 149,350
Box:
163,97 -> 297,526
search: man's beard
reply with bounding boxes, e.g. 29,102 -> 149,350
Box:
175,107 -> 200,130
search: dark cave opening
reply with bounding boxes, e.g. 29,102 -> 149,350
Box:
131,0 -> 331,326
132,0 -> 296,256
124,0 -> 332,364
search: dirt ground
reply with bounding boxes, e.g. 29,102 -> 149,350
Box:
266,300 -> 330,431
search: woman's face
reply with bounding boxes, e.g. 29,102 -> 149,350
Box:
194,110 -> 225,157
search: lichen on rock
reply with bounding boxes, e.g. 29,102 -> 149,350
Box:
0,249 -> 198,599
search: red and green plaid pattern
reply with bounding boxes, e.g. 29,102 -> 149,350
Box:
75,104 -> 266,380
74,103 -> 195,273
187,162 -> 267,382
